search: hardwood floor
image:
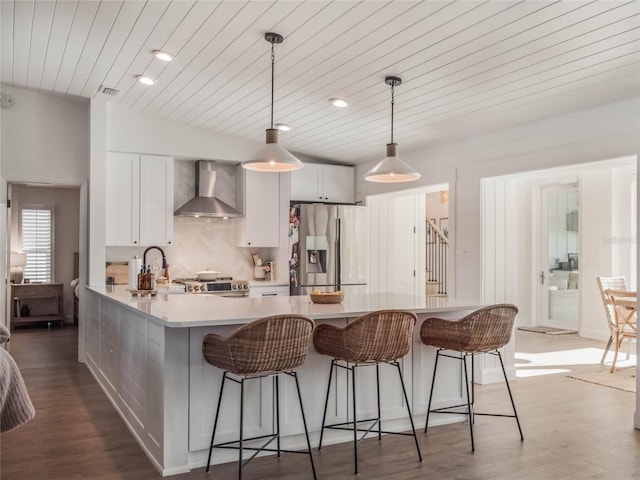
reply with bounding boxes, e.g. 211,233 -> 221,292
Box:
1,326 -> 638,479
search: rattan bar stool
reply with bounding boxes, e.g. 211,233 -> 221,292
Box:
421,304 -> 523,452
202,314 -> 317,480
313,310 -> 422,475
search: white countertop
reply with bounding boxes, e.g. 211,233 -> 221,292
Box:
88,285 -> 482,328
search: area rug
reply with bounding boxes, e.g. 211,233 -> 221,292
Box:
567,368 -> 636,393
517,326 -> 578,335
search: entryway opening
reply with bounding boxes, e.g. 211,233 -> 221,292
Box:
366,183 -> 450,296
481,155 -> 637,383
5,183 -> 83,349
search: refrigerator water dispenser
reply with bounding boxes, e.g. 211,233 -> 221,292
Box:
306,236 -> 328,273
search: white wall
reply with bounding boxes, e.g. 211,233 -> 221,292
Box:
10,185 -> 80,322
0,85 -> 89,183
0,85 -> 89,333
357,97 -> 640,302
106,103 -> 260,160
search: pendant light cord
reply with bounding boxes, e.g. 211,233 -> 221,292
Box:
270,39 -> 275,130
390,81 -> 395,144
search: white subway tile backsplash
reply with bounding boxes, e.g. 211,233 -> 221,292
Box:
106,217 -> 273,281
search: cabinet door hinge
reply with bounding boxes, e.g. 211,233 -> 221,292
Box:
413,269 -> 416,277
7,199 -> 10,208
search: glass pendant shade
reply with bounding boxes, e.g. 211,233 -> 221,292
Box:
364,143 -> 421,183
242,129 -> 303,172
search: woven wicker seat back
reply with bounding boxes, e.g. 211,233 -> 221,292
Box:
313,310 -> 417,363
421,304 -> 518,353
202,315 -> 315,375
596,276 -> 628,332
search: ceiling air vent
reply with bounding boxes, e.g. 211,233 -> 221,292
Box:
99,85 -> 119,96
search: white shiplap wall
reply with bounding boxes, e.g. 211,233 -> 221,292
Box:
358,96 -> 640,303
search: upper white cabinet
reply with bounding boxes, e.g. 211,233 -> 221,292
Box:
237,169 -> 280,247
106,152 -> 174,246
291,163 -> 355,204
106,152 -> 139,246
139,155 -> 174,246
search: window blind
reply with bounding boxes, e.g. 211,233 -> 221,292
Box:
21,207 -> 53,283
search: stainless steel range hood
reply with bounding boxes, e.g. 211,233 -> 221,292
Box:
174,160 -> 243,218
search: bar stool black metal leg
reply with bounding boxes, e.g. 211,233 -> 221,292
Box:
497,350 -> 524,441
470,353 -> 475,425
292,372 -> 318,480
275,375 -> 281,457
462,354 -> 475,452
395,362 -> 423,462
318,360 -> 334,450
238,378 -> 245,480
376,363 -> 382,441
206,372 -> 227,472
352,364 -> 358,475
424,349 -> 441,434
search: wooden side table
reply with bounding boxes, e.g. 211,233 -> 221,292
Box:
11,283 -> 65,327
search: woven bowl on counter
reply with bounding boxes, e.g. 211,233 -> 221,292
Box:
310,292 -> 345,304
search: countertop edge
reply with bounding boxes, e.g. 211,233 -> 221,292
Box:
86,286 -> 483,328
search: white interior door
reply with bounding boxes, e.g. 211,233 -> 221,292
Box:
390,195 -> 417,294
367,191 -> 426,296
539,185 -> 580,330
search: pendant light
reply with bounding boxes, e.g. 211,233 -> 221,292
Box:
364,76 -> 420,183
242,32 -> 303,172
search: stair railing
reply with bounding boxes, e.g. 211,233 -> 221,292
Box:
426,219 -> 448,295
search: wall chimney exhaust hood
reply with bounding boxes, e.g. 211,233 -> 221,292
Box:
174,160 -> 243,218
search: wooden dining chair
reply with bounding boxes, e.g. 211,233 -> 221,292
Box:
602,288 -> 637,373
596,276 -> 634,368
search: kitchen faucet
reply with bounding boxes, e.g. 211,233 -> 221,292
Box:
143,246 -> 168,271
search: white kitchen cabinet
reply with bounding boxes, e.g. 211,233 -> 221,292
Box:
98,298 -> 120,394
86,291 -> 167,468
139,155 -> 174,246
249,284 -> 289,297
106,152 -> 174,246
106,152 -> 140,246
237,168 -> 280,247
290,163 -> 354,204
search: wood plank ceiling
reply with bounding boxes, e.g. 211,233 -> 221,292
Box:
1,0 -> 639,164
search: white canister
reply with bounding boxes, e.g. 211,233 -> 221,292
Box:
128,256 -> 142,290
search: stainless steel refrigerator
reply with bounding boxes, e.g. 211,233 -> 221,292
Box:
289,203 -> 368,295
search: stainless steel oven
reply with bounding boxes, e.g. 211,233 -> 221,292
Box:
174,278 -> 250,297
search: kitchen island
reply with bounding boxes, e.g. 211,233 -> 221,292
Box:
85,286 -> 483,476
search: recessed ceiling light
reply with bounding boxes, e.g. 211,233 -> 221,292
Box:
137,75 -> 155,86
275,123 -> 291,132
153,50 -> 173,62
330,98 -> 349,108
